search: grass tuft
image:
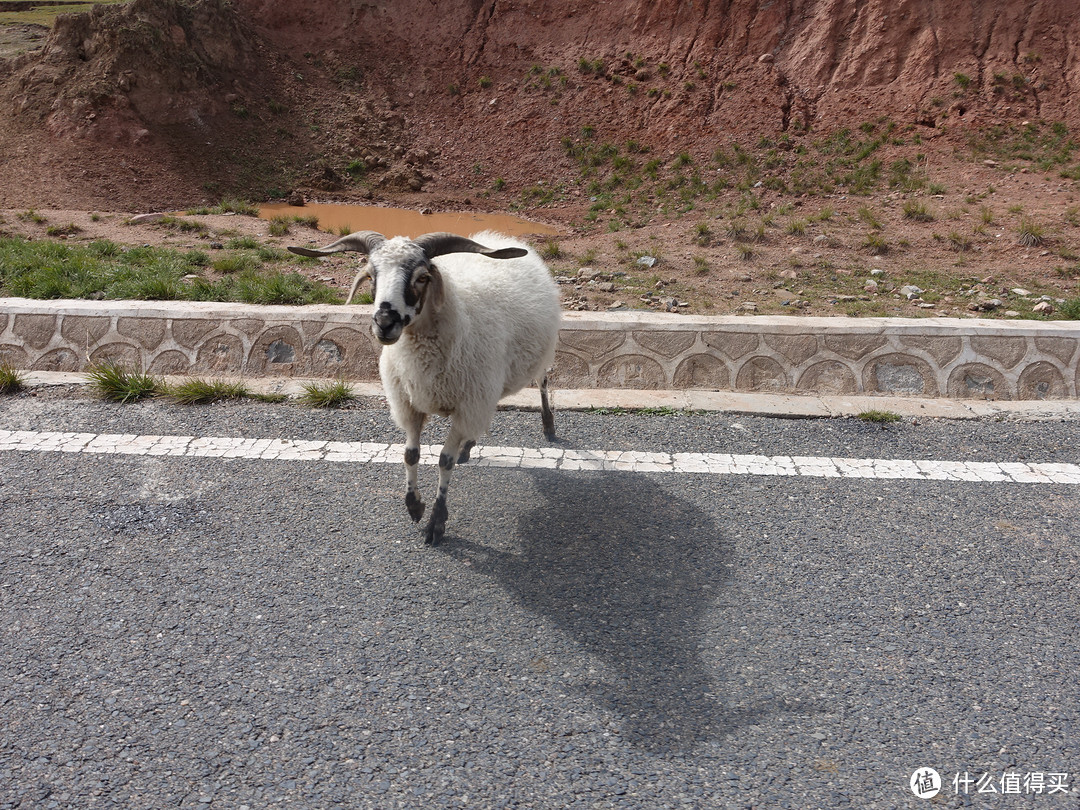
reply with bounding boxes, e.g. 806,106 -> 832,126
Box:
1017,219 -> 1045,248
0,363 -> 26,395
163,378 -> 251,405
299,379 -> 356,408
86,362 -> 161,403
856,410 -> 902,423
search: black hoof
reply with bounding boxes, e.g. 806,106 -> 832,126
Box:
424,499 -> 448,546
405,491 -> 425,522
457,440 -> 476,464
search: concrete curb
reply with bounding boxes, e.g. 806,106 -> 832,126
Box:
18,371 -> 1080,421
2,298 -> 1079,405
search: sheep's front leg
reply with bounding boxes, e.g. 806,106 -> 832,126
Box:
401,406 -> 427,523
426,429 -> 469,546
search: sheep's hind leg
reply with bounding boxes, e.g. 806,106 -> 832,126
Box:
539,374 -> 556,441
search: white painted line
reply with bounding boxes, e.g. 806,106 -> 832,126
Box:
1,429 -> 1079,484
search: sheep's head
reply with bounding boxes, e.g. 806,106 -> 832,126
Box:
288,232 -> 527,345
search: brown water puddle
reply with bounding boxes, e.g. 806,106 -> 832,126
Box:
259,203 -> 560,239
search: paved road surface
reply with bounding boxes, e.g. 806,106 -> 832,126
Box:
1,392 -> 1078,809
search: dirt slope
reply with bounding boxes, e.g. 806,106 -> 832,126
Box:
0,0 -> 1078,321
0,0 -> 1076,209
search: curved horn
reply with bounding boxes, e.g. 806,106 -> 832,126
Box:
288,230 -> 386,258
414,232 -> 528,261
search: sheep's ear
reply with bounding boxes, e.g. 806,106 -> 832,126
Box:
483,247 -> 529,259
288,230 -> 386,258
415,232 -> 528,260
412,265 -> 444,314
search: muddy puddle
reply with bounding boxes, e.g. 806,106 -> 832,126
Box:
259,203 -> 560,239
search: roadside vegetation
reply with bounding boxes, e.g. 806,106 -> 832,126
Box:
0,236 -> 340,305
0,363 -> 25,395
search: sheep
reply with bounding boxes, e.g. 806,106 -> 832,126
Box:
289,230 -> 561,546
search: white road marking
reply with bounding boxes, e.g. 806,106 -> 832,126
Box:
1,429 -> 1079,484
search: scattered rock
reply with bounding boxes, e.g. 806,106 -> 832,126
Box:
1033,300 -> 1054,314
287,192 -> 306,206
595,281 -> 616,292
736,302 -> 758,313
129,212 -> 165,225
969,298 -> 1003,312
635,255 -> 657,268
899,285 -> 924,300
1010,287 -> 1032,296
864,279 -> 879,293
870,268 -> 885,276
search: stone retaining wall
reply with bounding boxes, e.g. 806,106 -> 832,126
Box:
2,299 -> 1079,400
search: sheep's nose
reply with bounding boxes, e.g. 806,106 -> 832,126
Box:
373,304 -> 406,344
373,306 -> 399,329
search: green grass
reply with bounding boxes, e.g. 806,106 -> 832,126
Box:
185,199 -> 261,217
856,410 -> 902,423
85,362 -> 161,403
0,237 -> 340,305
1059,297 -> 1080,319
0,0 -> 127,26
0,363 -> 26,395
299,379 -> 355,408
162,378 -> 252,405
902,201 -> 935,222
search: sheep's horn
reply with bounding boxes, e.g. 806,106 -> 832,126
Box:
415,232 -> 528,260
288,230 -> 386,258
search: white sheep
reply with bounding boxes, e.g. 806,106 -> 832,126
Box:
289,230 -> 561,545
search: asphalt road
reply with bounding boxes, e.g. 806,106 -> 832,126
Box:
1,391 -> 1078,809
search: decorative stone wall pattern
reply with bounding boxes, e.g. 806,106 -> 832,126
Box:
1,300 -> 1079,400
